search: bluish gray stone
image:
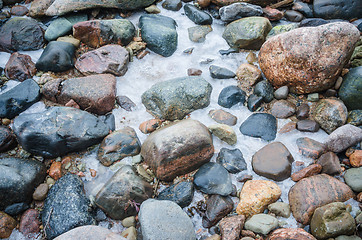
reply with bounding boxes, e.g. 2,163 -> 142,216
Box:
157,181 -> 194,208
239,113 -> 277,141
216,148 -> 247,173
218,85 -> 246,108
184,4 -> 213,25
45,13 -> 87,41
209,65 -> 235,79
254,80 -> 274,103
313,0 -> 362,20
219,2 -> 263,22
344,167 -> 362,192
339,66 -> 362,110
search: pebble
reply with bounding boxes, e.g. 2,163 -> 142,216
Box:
19,209 -> 41,235
219,215 -> 245,240
349,150 -> 362,167
203,194 -> 234,228
296,120 -> 320,132
291,164 -> 322,182
244,214 -> 279,235
325,124 -> 362,153
145,5 -> 161,14
49,161 -> 62,180
278,122 -> 296,134
162,0 -> 182,11
296,103 -> 310,120
316,152 -> 342,175
216,148 -> 247,174
270,100 -> 296,118
274,86 -> 289,99
218,85 -> 246,108
121,226 -> 137,240
187,68 -> 202,76
247,94 -> 263,112
157,181 -> 194,208
0,211 -> 16,238
117,95 -> 136,112
268,202 -> 291,218
239,113 -> 277,141
122,216 -> 136,228
0,125 -> 17,152
208,109 -> 237,126
209,65 -> 235,79
296,137 -> 325,159
139,119 -> 162,134
32,183 -> 49,201
344,167 -> 362,192
254,80 -> 274,103
208,124 -> 237,145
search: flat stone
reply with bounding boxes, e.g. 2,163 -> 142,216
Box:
5,52 -> 36,81
270,100 -> 296,119
274,86 -> 289,100
296,120 -> 320,132
188,25 -> 212,43
268,202 -> 290,218
216,148 -> 247,173
219,2 -> 263,22
208,109 -> 237,126
218,85 -> 246,108
157,181 -> 194,208
184,4 -> 213,25
203,195 -> 234,228
219,215 -> 245,240
209,124 -> 237,145
209,65 -> 235,79
316,152 -> 341,175
296,137 -> 325,159
239,113 -> 277,141
45,14 -> 87,41
244,214 -> 278,235
344,167 -> 362,192
325,124 -> 362,153
291,164 -> 322,182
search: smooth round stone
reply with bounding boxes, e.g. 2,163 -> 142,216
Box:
268,202 -> 291,218
339,66 -> 362,110
162,0 -> 182,11
32,183 -> 49,201
208,109 -> 237,126
219,2 -> 263,22
53,226 -> 125,240
274,86 -> 289,99
188,25 -> 212,43
239,113 -> 277,141
244,214 -> 278,235
254,80 -> 274,103
316,152 -> 341,175
296,120 -> 320,132
216,148 -> 247,173
10,5 -> 28,16
208,124 -> 237,145
236,63 -> 262,89
247,94 -> 263,112
203,195 -> 233,228
218,85 -> 246,108
209,65 -> 235,79
284,10 -> 304,22
122,216 -> 136,228
184,3 -> 213,25
344,167 -> 362,192
4,202 -> 29,216
270,100 -> 296,118
296,103 -> 310,120
219,215 -> 245,240
325,124 -> 362,153
145,5 -> 161,14
157,181 -> 194,208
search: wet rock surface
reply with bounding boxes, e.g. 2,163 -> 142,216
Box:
0,125 -> 17,152
239,113 -> 277,141
157,181 -> 194,208
339,66 -> 362,110
203,194 -> 234,228
325,124 -> 362,153
216,148 -> 246,173
218,85 -> 246,108
4,52 -> 36,81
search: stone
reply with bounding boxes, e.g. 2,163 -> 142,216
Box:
0,17 -> 44,52
33,183 -> 49,201
73,19 -> 135,48
209,124 -> 237,145
0,211 -> 16,238
0,79 -> 40,119
267,228 -> 317,240
10,5 -> 28,16
335,236 -> 362,240
239,113 -> 277,141
121,227 -> 136,240
313,0 -> 361,20
310,202 -> 355,239
296,103 -> 310,120
236,180 -> 281,218
351,45 -> 362,68
0,125 -> 17,152
95,165 -> 152,220
13,107 -> 110,158
216,148 -> 247,173
278,121 -> 296,134
350,150 -> 362,167
274,86 -> 288,100
141,119 -> 214,181
344,167 -> 362,192
203,195 -> 234,228
4,203 -> 29,216
188,25 -> 212,43
194,162 -> 233,196
262,7 -> 283,21
122,216 -> 135,228
219,3 -> 263,22
139,119 -> 162,134
236,63 -> 262,89
254,80 -> 274,103
299,18 -> 330,27
19,209 -> 41,235
316,152 -> 341,175
36,41 -> 76,72
196,0 -> 210,8
223,16 -> 272,50
54,226 -> 126,240
209,65 -> 235,79
117,96 -> 136,112
244,214 -> 278,235
208,109 -> 237,126
268,202 -> 290,218
97,127 -> 141,167
157,181 -> 194,208
297,120 -> 320,132
296,137 -> 325,159
139,14 -> 177,57
42,174 -> 95,239
138,199 -> 196,240
284,10 -> 304,22
184,4 -> 213,25
339,66 -> 362,110
49,161 -> 62,180
188,68 -> 202,76
325,124 -> 362,153
246,52 -> 258,64
57,36 -> 80,47
288,174 -> 355,224
293,2 -> 313,18
219,215 -> 245,240
211,0 -> 278,7
218,85 -> 246,108
142,76 -> 212,120
247,94 -> 263,112
291,164 -> 322,182
75,44 -> 129,76
347,110 -> 362,126
307,93 -> 319,102
271,100 -> 296,119
252,142 -> 294,181
4,52 -> 36,81
162,0 -> 182,11
45,14 -> 87,41
259,22 -> 360,94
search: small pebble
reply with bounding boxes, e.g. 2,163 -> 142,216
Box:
122,216 -> 136,228
307,93 -> 319,102
33,183 -> 49,201
274,86 -> 289,100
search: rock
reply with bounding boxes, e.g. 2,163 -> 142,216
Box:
194,162 -> 233,196
262,7 -> 283,21
291,164 -> 322,182
313,0 -> 361,20
296,103 -> 310,120
0,79 -> 40,119
139,14 -> 177,57
142,76 -> 212,120
196,0 -> 210,8
310,202 -> 355,239
45,14 -> 87,41
350,45 -> 362,68
97,127 -> 140,166
184,4 -> 213,25
57,36 -> 80,47
54,226 -> 126,240
271,100 -> 296,119
141,119 -> 214,181
284,10 -> 304,22
347,110 -> 362,126
223,17 -> 272,50
288,174 -> 355,224
203,195 -> 234,228
350,150 -> 362,167
36,41 -> 75,72
10,5 -> 29,16
259,22 -> 360,94
244,214 -> 278,235
219,215 -> 245,240
122,217 -> 135,228
13,107 -> 110,158
339,66 -> 362,110
278,121 -> 296,134
95,165 -> 152,220
266,24 -> 299,40
162,0 -> 182,11
33,183 -> 49,201
73,19 -> 135,48
325,124 -> 362,153
49,161 -> 62,180
209,124 -> 237,145
157,181 -> 194,208
292,2 -> 313,18
117,96 -> 136,112
299,18 -> 330,27
0,211 -> 16,238
236,63 -> 262,89
188,68 -> 202,76
0,17 -> 44,52
267,228 -> 317,240
0,125 -> 17,152
316,152 -> 341,175
4,203 -> 29,216
216,148 -> 247,173
296,120 -> 320,132
335,236 -> 362,240
268,202 -> 290,218
139,119 -> 162,134
254,80 -> 274,103
4,52 -> 36,81
42,174 -> 95,239
247,94 -> 263,112
138,199 -> 196,240
209,65 -> 235,79
211,0 -> 278,7
239,113 -> 277,141
188,25 -> 212,43
19,209 -> 41,235
296,137 -> 325,159
344,167 -> 362,192
274,86 -> 288,100
219,3 -> 263,22
209,109 -> 237,126
121,227 -> 136,240
75,44 -> 129,76
236,180 -> 281,218
218,85 -> 246,108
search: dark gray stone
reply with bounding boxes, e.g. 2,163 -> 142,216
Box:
339,66 -> 362,110
247,94 -> 263,112
184,4 -> 213,25
4,202 -> 29,216
239,113 -> 277,141
293,1 -> 313,18
313,0 -> 362,20
209,65 -> 235,79
218,85 -> 246,108
162,0 -> 182,11
284,10 -> 304,22
0,125 -> 17,152
216,148 -> 247,174
117,96 -> 136,112
297,120 -> 320,132
219,2 -> 263,22
254,80 -> 274,103
45,14 -> 87,41
202,195 -> 233,228
299,18 -> 330,27
157,181 -> 194,208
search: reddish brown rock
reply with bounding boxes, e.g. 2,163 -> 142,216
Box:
262,7 -> 283,21
41,78 -> 63,102
187,68 -> 202,76
208,109 -> 237,126
316,152 -> 341,175
350,150 -> 362,167
139,119 -> 162,134
196,0 -> 211,8
236,63 -> 262,90
270,100 -> 296,119
291,164 -> 322,182
75,44 -> 129,76
203,195 -> 234,228
19,209 -> 41,235
296,137 -> 325,159
267,228 -> 316,240
288,174 -> 355,225
296,103 -> 310,120
0,211 -> 16,239
141,119 -> 214,181
49,161 -> 62,180
357,192 -> 362,202
219,215 -> 245,240
278,121 -> 296,134
10,5 -> 29,16
296,120 -> 320,132
259,22 -> 360,94
5,52 -> 36,81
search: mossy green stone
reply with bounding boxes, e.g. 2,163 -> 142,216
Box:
339,66 -> 362,110
351,45 -> 362,67
347,109 -> 362,126
266,23 -> 298,40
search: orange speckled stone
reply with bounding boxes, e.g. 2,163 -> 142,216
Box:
350,150 -> 362,167
267,228 -> 316,240
49,161 -> 62,180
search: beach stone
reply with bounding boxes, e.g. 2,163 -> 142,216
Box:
0,211 -> 16,238
117,96 -> 136,112
313,0 -> 362,20
141,119 -> 214,181
139,119 -> 162,134
3,203 -> 29,216
188,25 -> 212,43
4,52 -> 36,81
208,109 -> 237,126
49,161 -> 62,180
162,0 -> 182,11
184,4 -> 213,25
42,174 -> 95,239
19,209 -> 41,235
339,66 -> 362,110
45,14 -> 87,41
211,0 -> 278,7
297,120 -> 320,132
347,110 -> 362,126
267,228 -> 317,240
262,6 -> 284,21
73,19 -> 135,48
351,45 -> 362,68
333,236 -> 361,240
271,100 -> 296,118
187,68 -> 202,76
274,86 -> 288,100
284,10 -> 304,22
247,94 -> 263,112
54,226 -> 126,240
299,18 -> 330,27
139,14 -> 177,57
196,0 -> 210,8
36,41 -> 75,72
203,195 -> 234,228
316,152 -> 341,175
142,76 -> 212,120
288,174 -> 355,224
57,36 -> 80,47
239,113 -> 277,141
268,202 -> 290,218
216,148 -> 247,173
296,137 -> 325,159
310,202 -> 355,239
236,63 -> 262,89
219,215 -> 245,240
223,16 -> 272,50
32,183 -> 49,201
259,22 -> 360,94
0,125 -> 17,152
209,124 -> 237,145
266,23 -> 298,40
209,65 -> 235,79
245,214 -> 278,235
218,85 -> 246,108
252,142 -> 294,181
10,5 -> 28,16
194,162 -> 233,196
325,124 -> 362,153
95,165 -> 153,220
254,80 -> 274,103
344,167 -> 362,192
296,103 -> 310,120
293,2 -> 313,18
13,107 -> 109,158
278,121 -> 296,134
138,199 -> 196,240
219,3 -> 262,22
350,150 -> 362,167
157,181 -> 194,208
0,79 -> 40,119
236,180 -> 281,218
291,164 -> 322,182
122,217 -> 135,228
